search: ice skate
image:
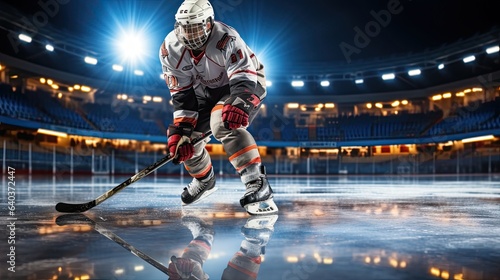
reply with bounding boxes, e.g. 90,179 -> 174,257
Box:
181,174 -> 218,206
181,215 -> 215,242
240,214 -> 278,256
240,165 -> 278,215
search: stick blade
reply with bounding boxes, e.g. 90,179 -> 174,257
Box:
55,201 -> 96,213
56,214 -> 94,226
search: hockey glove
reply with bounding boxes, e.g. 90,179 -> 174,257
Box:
167,123 -> 194,164
222,93 -> 260,130
167,256 -> 195,279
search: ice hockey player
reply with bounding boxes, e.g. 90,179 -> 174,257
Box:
159,0 -> 278,215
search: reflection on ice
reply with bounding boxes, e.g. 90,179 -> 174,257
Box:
2,174 -> 499,279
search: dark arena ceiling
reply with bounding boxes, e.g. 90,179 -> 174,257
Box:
1,0 -> 500,99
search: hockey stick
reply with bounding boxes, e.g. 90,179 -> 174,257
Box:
56,214 -> 171,276
56,131 -> 212,213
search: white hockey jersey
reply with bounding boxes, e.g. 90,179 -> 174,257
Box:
159,21 -> 265,126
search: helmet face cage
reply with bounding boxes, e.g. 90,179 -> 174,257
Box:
174,20 -> 211,50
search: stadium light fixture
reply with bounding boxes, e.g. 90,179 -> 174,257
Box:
486,46 -> 499,54
291,80 -> 304,87
408,69 -> 421,76
112,64 -> 124,72
438,63 -> 445,70
382,73 -> 395,80
462,55 -> 475,63
134,69 -> 144,76
355,79 -> 364,84
461,135 -> 495,143
84,56 -> 98,65
81,86 -> 92,92
266,80 -> 273,87
45,44 -> 54,52
37,128 -> 67,138
320,80 -> 330,87
18,34 -> 32,43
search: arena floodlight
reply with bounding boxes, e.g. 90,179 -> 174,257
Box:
408,69 -> 421,76
320,80 -> 330,87
18,33 -> 32,43
84,56 -> 98,65
486,46 -> 499,54
438,63 -> 445,70
355,79 -> 364,84
266,80 -> 273,87
291,80 -> 304,87
462,55 -> 475,63
45,44 -> 54,52
134,69 -> 144,76
382,73 -> 395,80
112,64 -> 124,72
117,29 -> 147,62
461,135 -> 495,143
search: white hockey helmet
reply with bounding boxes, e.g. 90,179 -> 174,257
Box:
174,0 -> 215,50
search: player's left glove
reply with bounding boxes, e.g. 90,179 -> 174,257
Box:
167,123 -> 194,164
222,93 -> 260,130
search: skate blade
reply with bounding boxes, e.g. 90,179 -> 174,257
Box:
245,214 -> 278,229
244,198 -> 278,215
182,187 -> 218,206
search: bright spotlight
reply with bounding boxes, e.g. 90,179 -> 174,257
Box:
84,56 -> 98,65
134,69 -> 144,76
438,63 -> 445,70
18,34 -> 32,43
291,80 -> 304,87
266,80 -> 273,87
320,80 -> 330,87
408,69 -> 421,76
486,46 -> 499,54
382,73 -> 395,80
112,64 -> 124,72
45,44 -> 54,52
355,79 -> 364,84
463,55 -> 475,63
117,30 -> 147,62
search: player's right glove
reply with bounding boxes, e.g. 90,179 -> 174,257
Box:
167,256 -> 195,279
222,93 -> 260,130
167,123 -> 194,164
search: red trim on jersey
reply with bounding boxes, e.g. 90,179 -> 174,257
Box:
175,48 -> 188,69
229,69 -> 257,79
189,49 -> 206,65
